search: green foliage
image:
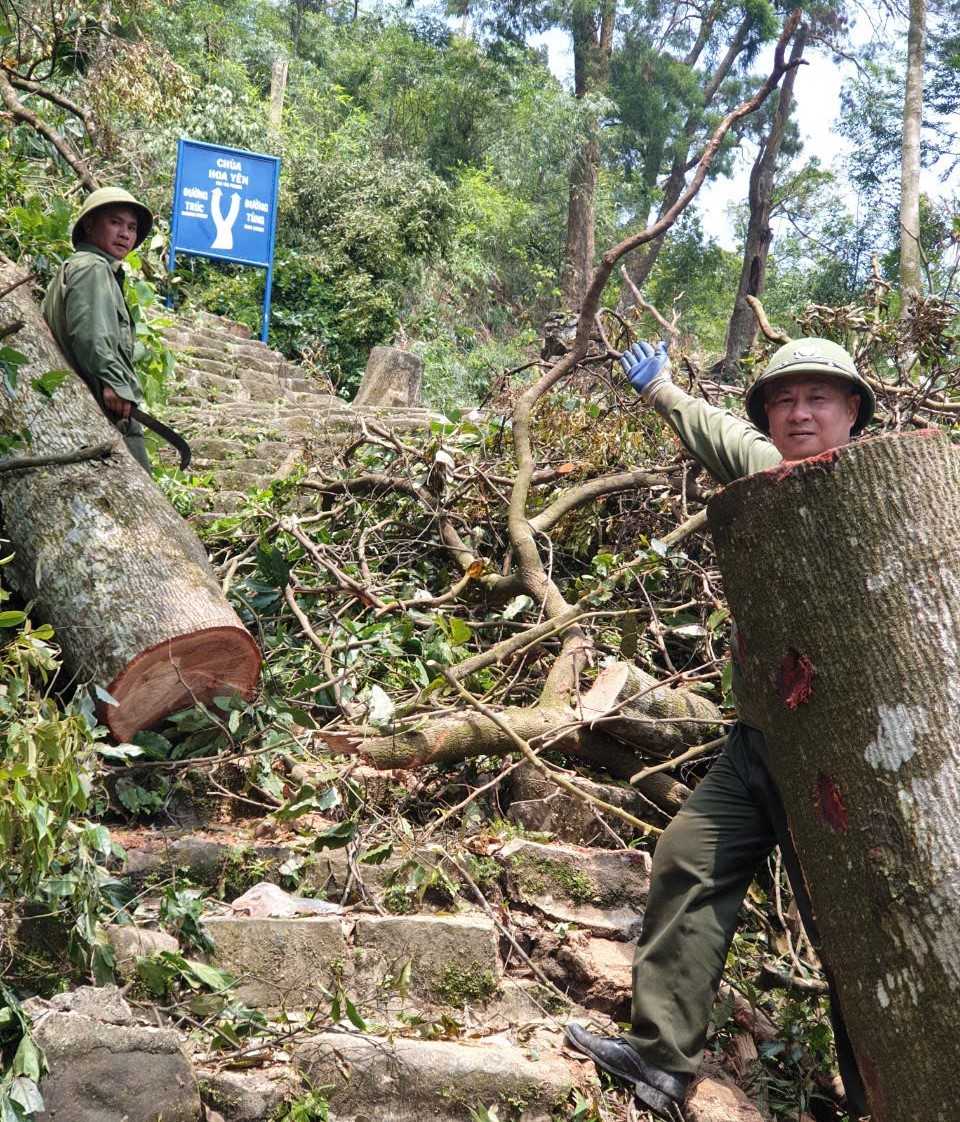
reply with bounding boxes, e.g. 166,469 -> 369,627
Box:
0,569 -> 130,982
639,212 -> 742,352
275,1085 -> 330,1122
0,981 -> 47,1121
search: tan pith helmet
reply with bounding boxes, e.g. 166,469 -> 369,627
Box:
744,337 -> 876,435
72,187 -> 153,248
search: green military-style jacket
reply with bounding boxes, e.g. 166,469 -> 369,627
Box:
647,381 -> 781,483
647,380 -> 782,727
42,243 -> 143,406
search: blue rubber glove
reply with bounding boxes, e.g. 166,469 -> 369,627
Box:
620,341 -> 669,393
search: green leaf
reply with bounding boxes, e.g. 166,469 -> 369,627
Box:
365,684 -> 394,728
501,595 -> 533,620
12,1035 -> 42,1082
256,542 -> 291,588
448,617 -> 471,647
8,1076 -> 44,1114
97,742 -> 145,760
707,607 -> 730,632
182,959 -> 236,991
0,611 -> 26,628
360,842 -> 394,865
93,684 -> 119,707
342,992 -> 367,1031
131,730 -> 173,759
30,369 -> 69,399
136,956 -> 174,995
310,820 -> 357,851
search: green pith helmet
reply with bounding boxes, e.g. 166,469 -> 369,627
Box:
744,337 -> 876,435
72,187 -> 153,249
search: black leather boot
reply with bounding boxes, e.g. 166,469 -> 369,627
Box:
565,1024 -> 688,1120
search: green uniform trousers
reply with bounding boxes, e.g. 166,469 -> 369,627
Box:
625,722 -> 868,1119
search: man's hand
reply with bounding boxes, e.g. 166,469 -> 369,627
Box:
620,341 -> 670,394
102,384 -> 133,419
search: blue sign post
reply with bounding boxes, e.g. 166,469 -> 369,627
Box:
169,139 -> 281,342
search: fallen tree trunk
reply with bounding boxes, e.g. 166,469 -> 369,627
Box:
316,695 -> 699,815
579,662 -> 721,758
0,257 -> 261,741
707,431 -> 960,1121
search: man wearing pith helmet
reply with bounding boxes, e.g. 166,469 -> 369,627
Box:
566,336 -> 874,1121
43,186 -> 155,472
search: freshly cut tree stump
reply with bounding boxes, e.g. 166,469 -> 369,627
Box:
579,662 -> 721,758
707,430 -> 960,1121
0,258 -> 261,741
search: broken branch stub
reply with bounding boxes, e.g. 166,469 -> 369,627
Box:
0,257 -> 261,740
706,430 -> 960,1120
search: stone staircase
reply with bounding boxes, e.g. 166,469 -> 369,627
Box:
155,311 -> 443,508
23,778 -> 768,1122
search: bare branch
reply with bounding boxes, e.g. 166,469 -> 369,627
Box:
0,69 -> 99,190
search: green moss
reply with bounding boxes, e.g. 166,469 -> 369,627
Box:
510,854 -> 623,907
434,961 -> 498,1006
529,983 -> 571,1015
466,855 -> 501,889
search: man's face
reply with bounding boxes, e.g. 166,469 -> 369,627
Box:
763,374 -> 860,461
81,205 -> 140,260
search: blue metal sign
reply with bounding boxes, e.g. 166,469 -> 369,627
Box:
169,139 -> 281,341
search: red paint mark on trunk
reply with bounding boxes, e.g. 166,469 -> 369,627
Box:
777,648 -> 815,709
813,773 -> 848,835
853,1048 -> 883,1119
733,623 -> 746,668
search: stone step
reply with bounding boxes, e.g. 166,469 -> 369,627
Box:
190,310 -> 252,339
294,1032 -> 578,1122
202,913 -> 500,1013
172,342 -> 283,376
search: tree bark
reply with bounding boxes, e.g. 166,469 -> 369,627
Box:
723,27 -> 806,375
560,0 -> 615,312
707,431 -> 960,1120
268,58 -> 288,138
0,70 -> 99,192
318,697 -> 697,813
0,258 -> 261,741
899,0 -> 926,301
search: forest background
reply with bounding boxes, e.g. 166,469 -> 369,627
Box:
2,0 -> 960,1119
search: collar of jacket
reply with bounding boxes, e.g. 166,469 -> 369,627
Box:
73,242 -> 127,288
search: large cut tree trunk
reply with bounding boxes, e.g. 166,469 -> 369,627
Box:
0,258 -> 261,741
707,431 -> 960,1120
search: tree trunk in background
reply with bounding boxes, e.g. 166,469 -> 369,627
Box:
707,432 -> 960,1121
618,15 -> 751,316
0,259 -> 261,741
560,0 -> 614,312
723,27 -> 806,375
899,0 -> 926,300
268,58 -> 289,138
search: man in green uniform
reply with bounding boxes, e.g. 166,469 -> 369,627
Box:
566,338 -> 875,1122
42,186 -> 154,472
